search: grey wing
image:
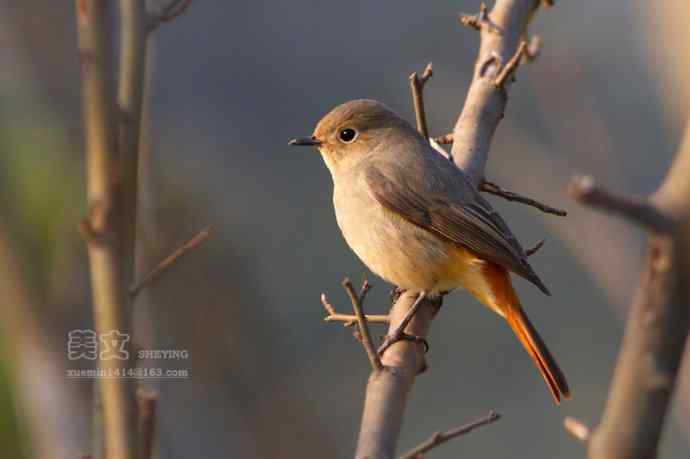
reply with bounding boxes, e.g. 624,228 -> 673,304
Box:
364,165 -> 550,295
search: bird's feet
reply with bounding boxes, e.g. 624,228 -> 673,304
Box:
377,290 -> 428,357
377,331 -> 429,356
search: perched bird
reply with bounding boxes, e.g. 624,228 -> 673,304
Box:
290,99 -> 570,403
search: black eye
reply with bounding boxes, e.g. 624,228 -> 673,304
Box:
338,128 -> 357,143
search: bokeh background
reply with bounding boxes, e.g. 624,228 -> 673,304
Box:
1,1 -> 689,458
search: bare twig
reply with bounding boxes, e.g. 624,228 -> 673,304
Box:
398,411 -> 501,459
524,35 -> 541,61
568,175 -> 674,233
525,238 -> 545,257
481,180 -> 567,216
325,313 -> 389,326
130,225 -> 212,297
342,279 -> 382,372
459,3 -> 498,33
433,133 -> 454,145
409,63 -> 433,140
118,0 -> 147,293
137,389 -> 157,459
147,0 -> 192,32
321,292 -> 389,326
564,416 -> 591,444
76,1 -> 138,458
495,41 -> 528,89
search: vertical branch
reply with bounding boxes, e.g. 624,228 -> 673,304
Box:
118,0 -> 147,293
75,1 -> 138,458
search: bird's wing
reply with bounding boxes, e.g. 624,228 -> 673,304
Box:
364,165 -> 550,295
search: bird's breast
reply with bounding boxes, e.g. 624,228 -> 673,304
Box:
333,177 -> 456,291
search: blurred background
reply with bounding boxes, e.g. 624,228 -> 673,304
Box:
1,0 -> 689,458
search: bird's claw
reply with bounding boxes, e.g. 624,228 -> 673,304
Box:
377,331 -> 429,356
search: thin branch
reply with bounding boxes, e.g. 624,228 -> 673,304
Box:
525,35 -> 541,61
459,3 -> 498,33
343,279 -> 382,372
525,238 -> 545,257
118,0 -> 147,292
568,175 -> 674,232
409,63 -> 433,140
137,389 -> 157,459
433,133 -> 454,145
495,40 -> 528,89
398,411 -> 501,459
481,180 -> 568,216
321,292 -> 389,326
130,225 -> 212,297
147,0 -> 192,32
75,1 -> 138,458
564,416 -> 591,444
325,313 -> 390,326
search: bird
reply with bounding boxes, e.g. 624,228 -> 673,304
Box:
289,99 -> 570,403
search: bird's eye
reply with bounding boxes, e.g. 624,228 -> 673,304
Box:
338,128 -> 357,143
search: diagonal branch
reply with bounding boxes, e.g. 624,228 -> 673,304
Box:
130,225 -> 212,298
342,279 -> 382,372
481,179 -> 567,216
398,411 -> 501,459
147,0 -> 193,32
568,175 -> 674,233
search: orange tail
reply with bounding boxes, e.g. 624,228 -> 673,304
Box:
480,262 -> 570,404
505,305 -> 571,404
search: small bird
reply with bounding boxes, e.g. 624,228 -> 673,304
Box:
290,99 -> 570,403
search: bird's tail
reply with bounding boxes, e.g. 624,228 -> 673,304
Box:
479,261 -> 570,404
504,303 -> 571,404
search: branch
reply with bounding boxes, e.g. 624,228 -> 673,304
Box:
118,0 -> 147,292
398,411 -> 501,459
482,179 -> 567,216
75,1 -> 138,458
451,0 -> 544,186
459,3 -> 498,34
130,225 -> 212,298
147,0 -> 193,32
525,238 -> 545,257
494,40 -> 528,89
564,416 -> 591,444
137,389 -> 157,459
567,127 -> 690,459
568,175 -> 674,233
340,279 -> 383,372
409,63 -> 433,139
321,291 -> 390,327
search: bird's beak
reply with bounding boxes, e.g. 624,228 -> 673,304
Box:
288,136 -> 322,147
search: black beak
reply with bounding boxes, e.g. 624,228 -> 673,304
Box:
288,136 -> 322,146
